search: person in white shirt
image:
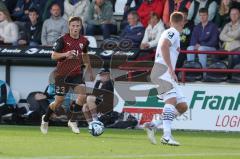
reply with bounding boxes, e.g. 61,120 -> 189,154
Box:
140,12 -> 165,49
144,12 -> 188,146
41,4 -> 68,46
63,0 -> 90,28
0,9 -> 18,45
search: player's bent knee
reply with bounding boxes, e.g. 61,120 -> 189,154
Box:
176,102 -> 188,114
88,103 -> 97,110
49,100 -> 63,110
86,95 -> 96,104
82,104 -> 89,112
150,72 -> 159,84
165,97 -> 177,106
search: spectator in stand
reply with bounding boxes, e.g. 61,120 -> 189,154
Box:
121,0 -> 143,29
86,0 -> 117,39
41,3 -> 68,46
42,0 -> 64,22
214,0 -> 231,30
31,0 -> 47,17
180,8 -> 194,50
120,11 -> 145,48
0,9 -> 18,45
63,0 -> 90,28
162,0 -> 192,28
109,0 -> 116,11
220,7 -> 240,67
124,0 -> 143,17
140,12 -> 165,49
18,7 -> 42,46
12,0 -> 39,22
187,8 -> 219,68
82,68 -> 114,125
137,0 -> 164,28
2,0 -> 18,14
187,0 -> 218,25
90,0 -> 117,12
176,8 -> 194,68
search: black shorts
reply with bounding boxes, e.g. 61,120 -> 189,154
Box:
92,89 -> 113,114
55,74 -> 85,96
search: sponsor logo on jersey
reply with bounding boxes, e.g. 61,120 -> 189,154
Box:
168,32 -> 174,39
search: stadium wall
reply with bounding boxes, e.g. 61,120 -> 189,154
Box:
0,66 -> 5,81
0,65 -> 124,98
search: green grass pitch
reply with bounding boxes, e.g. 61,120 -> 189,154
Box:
0,125 -> 240,159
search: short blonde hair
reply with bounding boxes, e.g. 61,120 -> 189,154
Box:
68,16 -> 82,25
170,12 -> 184,24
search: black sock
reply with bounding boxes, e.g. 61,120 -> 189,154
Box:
70,113 -> 78,122
70,103 -> 82,122
44,107 -> 54,122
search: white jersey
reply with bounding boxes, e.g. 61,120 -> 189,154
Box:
154,27 -> 180,70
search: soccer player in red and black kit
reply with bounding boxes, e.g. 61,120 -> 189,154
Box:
40,16 -> 94,134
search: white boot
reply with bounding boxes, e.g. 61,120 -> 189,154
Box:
68,120 -> 80,134
40,115 -> 48,134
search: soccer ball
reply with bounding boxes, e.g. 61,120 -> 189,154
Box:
88,121 -> 104,137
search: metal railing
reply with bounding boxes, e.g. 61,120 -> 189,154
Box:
119,50 -> 240,82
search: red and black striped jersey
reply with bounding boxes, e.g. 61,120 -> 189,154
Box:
52,34 -> 89,76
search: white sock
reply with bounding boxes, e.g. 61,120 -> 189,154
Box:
151,120 -> 163,127
92,117 -> 98,121
162,104 -> 177,140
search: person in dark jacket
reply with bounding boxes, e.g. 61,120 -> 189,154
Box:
124,0 -> 142,18
18,7 -> 42,46
187,8 -> 219,68
2,0 -> 18,14
82,68 -> 114,125
86,0 -> 117,39
120,11 -> 145,48
120,0 -> 143,29
12,0 -> 40,22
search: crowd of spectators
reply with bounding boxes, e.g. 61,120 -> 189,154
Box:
0,0 -> 240,68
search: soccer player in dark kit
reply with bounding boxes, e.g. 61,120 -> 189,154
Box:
40,16 -> 94,134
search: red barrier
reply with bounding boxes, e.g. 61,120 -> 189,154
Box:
176,68 -> 240,83
118,50 -> 240,82
180,50 -> 240,55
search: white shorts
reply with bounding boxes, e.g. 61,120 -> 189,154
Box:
157,71 -> 186,104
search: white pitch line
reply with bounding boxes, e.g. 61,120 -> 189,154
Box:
1,153 -> 240,159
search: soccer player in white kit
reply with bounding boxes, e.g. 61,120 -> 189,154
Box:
144,12 -> 188,146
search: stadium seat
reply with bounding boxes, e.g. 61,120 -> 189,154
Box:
84,36 -> 98,48
178,61 -> 203,82
229,63 -> 240,83
203,61 -> 228,82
